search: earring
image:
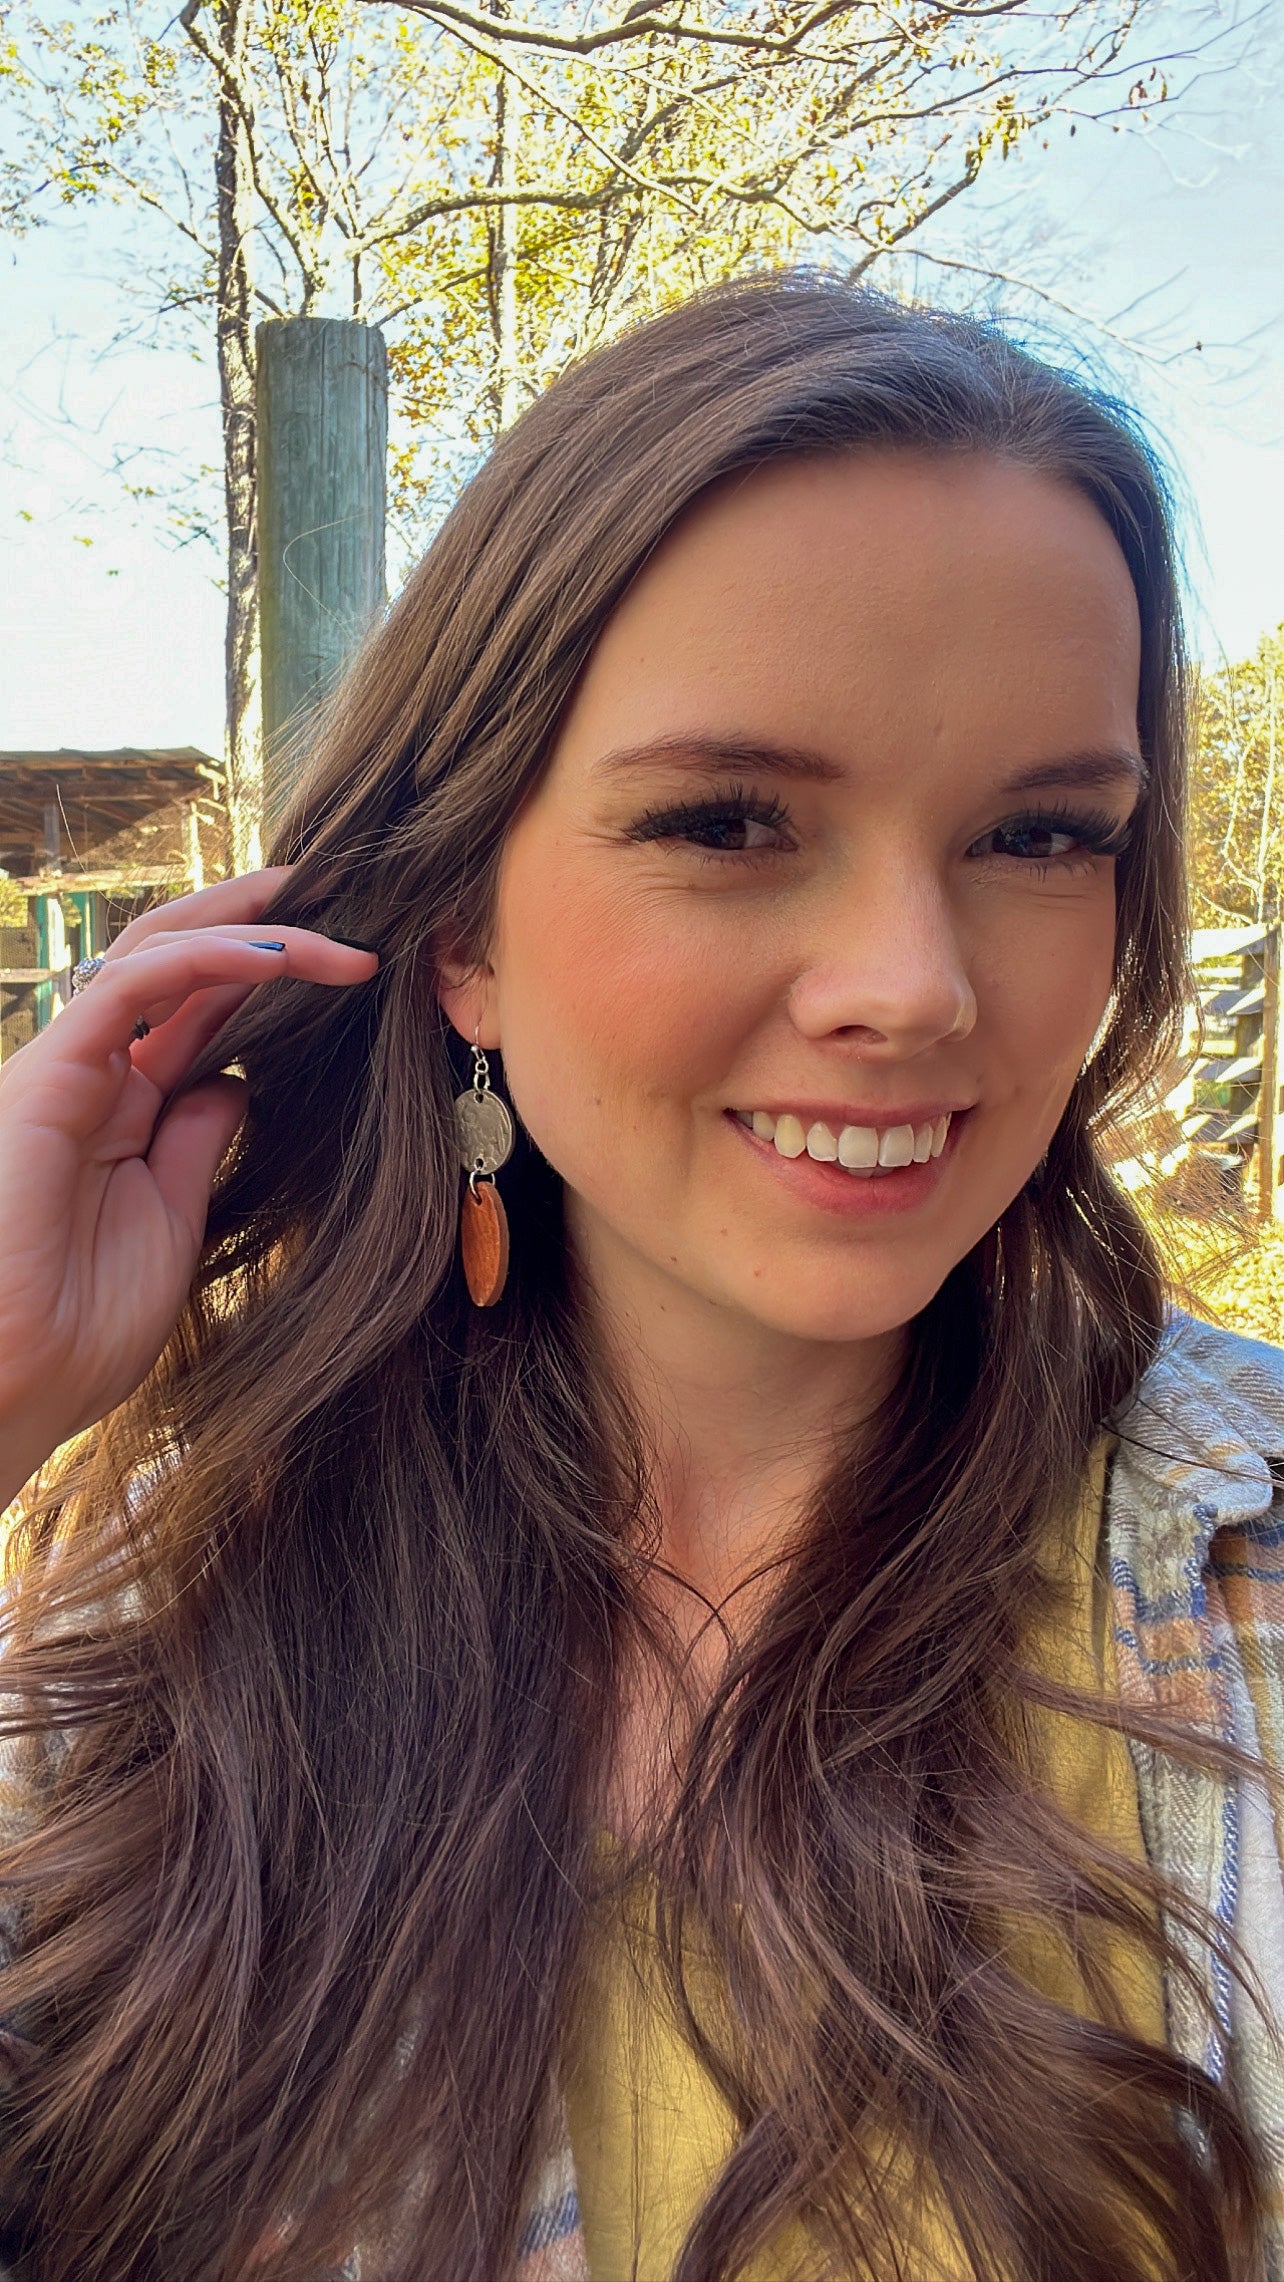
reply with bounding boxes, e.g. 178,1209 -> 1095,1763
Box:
453,1029 -> 515,1306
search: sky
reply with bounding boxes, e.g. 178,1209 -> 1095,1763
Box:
1,0 -> 1281,765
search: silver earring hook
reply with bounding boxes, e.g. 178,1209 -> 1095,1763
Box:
471,1018 -> 490,1099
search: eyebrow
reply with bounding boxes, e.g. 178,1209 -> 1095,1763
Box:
999,749 -> 1148,796
595,734 -> 1148,794
596,734 -> 845,782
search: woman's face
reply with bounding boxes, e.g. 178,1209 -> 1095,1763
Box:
442,449 -> 1144,1347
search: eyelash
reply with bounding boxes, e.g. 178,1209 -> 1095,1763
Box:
625,784 -> 1134,870
970,802 -> 1134,872
627,780 -> 795,857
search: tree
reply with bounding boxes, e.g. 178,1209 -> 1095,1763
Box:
3,0 -> 478,865
362,0 -> 1194,510
209,0 -> 260,869
1189,624 -> 1284,926
2,0 -> 1186,862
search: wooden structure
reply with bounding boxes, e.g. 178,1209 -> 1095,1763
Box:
1108,922 -> 1284,1223
256,318 -> 387,828
0,747 -> 224,1058
2,324 -> 388,1052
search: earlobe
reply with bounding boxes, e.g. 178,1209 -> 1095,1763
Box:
435,955 -> 500,1052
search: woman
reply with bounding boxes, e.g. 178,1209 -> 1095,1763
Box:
0,273 -> 1280,2282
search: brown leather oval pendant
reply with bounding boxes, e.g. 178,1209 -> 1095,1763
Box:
460,1181 -> 509,1307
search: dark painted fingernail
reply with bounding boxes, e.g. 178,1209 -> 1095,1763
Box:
252,940 -> 287,951
333,936 -> 379,953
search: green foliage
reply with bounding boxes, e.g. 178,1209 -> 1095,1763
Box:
1188,625 -> 1284,925
1,0 -> 1174,569
0,875 -> 27,929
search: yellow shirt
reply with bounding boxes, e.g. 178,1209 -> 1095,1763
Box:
564,1445 -> 1165,2282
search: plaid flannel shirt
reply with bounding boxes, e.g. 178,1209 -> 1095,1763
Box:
515,1311 -> 1284,2281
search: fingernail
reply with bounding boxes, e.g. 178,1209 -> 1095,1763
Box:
252,940 -> 287,951
333,936 -> 380,953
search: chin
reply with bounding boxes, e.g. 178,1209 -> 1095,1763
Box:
731,1262 -> 958,1345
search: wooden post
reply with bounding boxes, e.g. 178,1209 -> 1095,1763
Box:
255,318 -> 388,832
67,890 -> 109,962
1259,918 -> 1284,1222
184,800 -> 205,893
35,800 -> 69,1030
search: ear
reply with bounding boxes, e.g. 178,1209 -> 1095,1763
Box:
434,942 -> 501,1052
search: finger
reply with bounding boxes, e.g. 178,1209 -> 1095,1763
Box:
117,921 -> 378,977
14,937 -> 375,1132
131,913 -> 378,1093
144,1075 -> 250,1250
128,980 -> 257,1097
117,930 -> 378,1044
92,868 -> 295,962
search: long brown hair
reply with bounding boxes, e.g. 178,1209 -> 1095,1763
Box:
1,273 -> 1275,2282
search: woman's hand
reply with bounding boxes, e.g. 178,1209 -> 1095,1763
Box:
0,869 -> 378,1507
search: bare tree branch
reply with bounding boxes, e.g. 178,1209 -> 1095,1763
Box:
180,0 -> 320,298
366,0 -> 1032,63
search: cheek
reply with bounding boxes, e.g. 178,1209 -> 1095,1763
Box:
976,895 -> 1117,1104
491,849 -> 765,1153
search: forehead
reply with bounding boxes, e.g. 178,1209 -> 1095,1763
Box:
550,448 -> 1142,786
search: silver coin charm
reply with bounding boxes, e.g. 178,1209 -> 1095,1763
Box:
454,1083 -> 514,1179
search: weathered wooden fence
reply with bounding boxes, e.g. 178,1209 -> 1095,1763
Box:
1107,921 -> 1284,1222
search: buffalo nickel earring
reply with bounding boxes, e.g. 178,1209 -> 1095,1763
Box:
453,1027 -> 515,1306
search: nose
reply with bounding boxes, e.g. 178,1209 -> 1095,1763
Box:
785,872 -> 978,1058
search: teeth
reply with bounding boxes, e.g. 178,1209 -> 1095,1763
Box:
877,1123 -> 916,1168
738,1109 -> 955,1172
837,1124 -> 879,1169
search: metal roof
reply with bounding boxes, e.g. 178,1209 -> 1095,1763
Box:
0,747 -> 223,864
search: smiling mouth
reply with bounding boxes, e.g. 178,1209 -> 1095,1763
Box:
732,1108 -> 953,1176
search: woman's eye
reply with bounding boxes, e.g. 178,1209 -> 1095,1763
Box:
972,821 -> 1080,862
685,812 -> 784,852
968,810 -> 1130,865
626,786 -> 795,856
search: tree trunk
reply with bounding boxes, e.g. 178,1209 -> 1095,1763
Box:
1257,655 -> 1278,924
214,0 -> 262,873
487,26 -> 521,432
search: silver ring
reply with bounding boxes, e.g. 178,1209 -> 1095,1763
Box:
71,956 -> 107,994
